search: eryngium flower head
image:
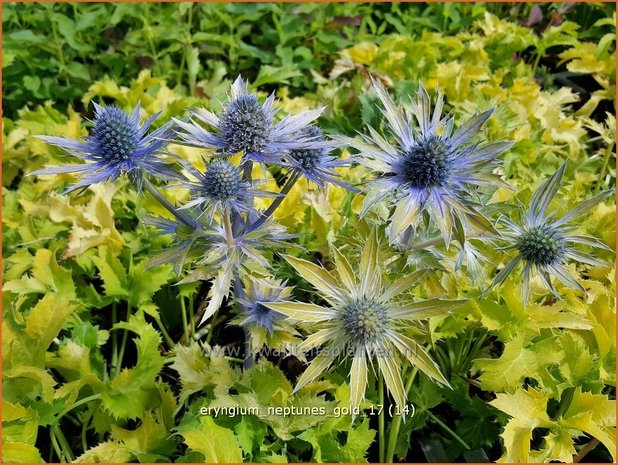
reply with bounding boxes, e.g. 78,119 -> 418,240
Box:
220,94 -> 272,154
342,79 -> 513,246
284,126 -> 354,190
174,157 -> 271,219
487,163 -> 614,303
147,212 -> 295,325
231,278 -> 299,354
173,76 -> 331,164
264,230 -> 462,413
31,103 -> 175,193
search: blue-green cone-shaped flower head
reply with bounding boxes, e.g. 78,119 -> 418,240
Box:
173,76 -> 328,165
219,94 -> 273,155
284,125 -> 353,189
401,135 -> 452,189
289,126 -> 324,171
517,224 -> 566,267
487,163 -> 615,303
342,79 -> 514,247
263,231 -> 459,414
92,106 -> 140,163
341,298 -> 390,345
202,159 -> 244,201
31,102 -> 175,193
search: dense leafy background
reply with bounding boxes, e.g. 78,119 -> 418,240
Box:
2,2 -> 616,463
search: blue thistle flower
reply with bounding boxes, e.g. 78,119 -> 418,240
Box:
172,157 -> 273,220
264,230 -> 462,412
283,125 -> 355,190
342,79 -> 513,246
234,278 -> 293,334
173,76 -> 331,164
230,278 -> 300,355
219,94 -> 273,155
144,215 -> 202,274
31,103 -> 175,193
487,163 -> 614,303
147,211 -> 295,325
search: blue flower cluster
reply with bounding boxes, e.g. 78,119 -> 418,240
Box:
32,76 -> 613,349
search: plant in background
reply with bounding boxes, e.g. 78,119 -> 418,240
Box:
487,163 -> 614,303
342,79 -> 513,246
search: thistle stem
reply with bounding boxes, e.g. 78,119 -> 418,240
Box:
50,428 -> 64,462
143,178 -> 198,229
247,172 -> 299,232
180,295 -> 190,344
532,51 -> 542,75
189,294 -> 196,339
244,329 -> 253,369
235,160 -> 254,232
426,410 -> 471,450
574,439 -> 600,463
223,211 -> 235,245
57,394 -> 103,423
232,274 -> 253,369
596,142 -> 615,193
81,409 -> 93,454
205,308 -> 219,346
378,372 -> 385,463
111,302 -> 118,374
385,367 -> 418,463
155,316 -> 175,349
116,329 -> 128,377
53,425 -> 75,462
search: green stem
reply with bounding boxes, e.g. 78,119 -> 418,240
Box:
187,5 -> 195,94
142,4 -> 160,75
116,329 -> 128,377
385,367 -> 418,463
426,410 -> 471,450
53,425 -> 75,462
64,413 -> 81,427
81,409 -> 93,454
205,307 -> 219,346
180,295 -> 190,344
177,46 -> 187,89
240,160 -> 254,230
378,372 -> 385,463
57,394 -> 103,421
189,294 -> 196,339
532,49 -> 543,75
247,173 -> 298,232
155,317 -> 175,348
596,143 -> 615,193
50,428 -> 64,462
143,178 -> 198,229
111,302 -> 118,373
